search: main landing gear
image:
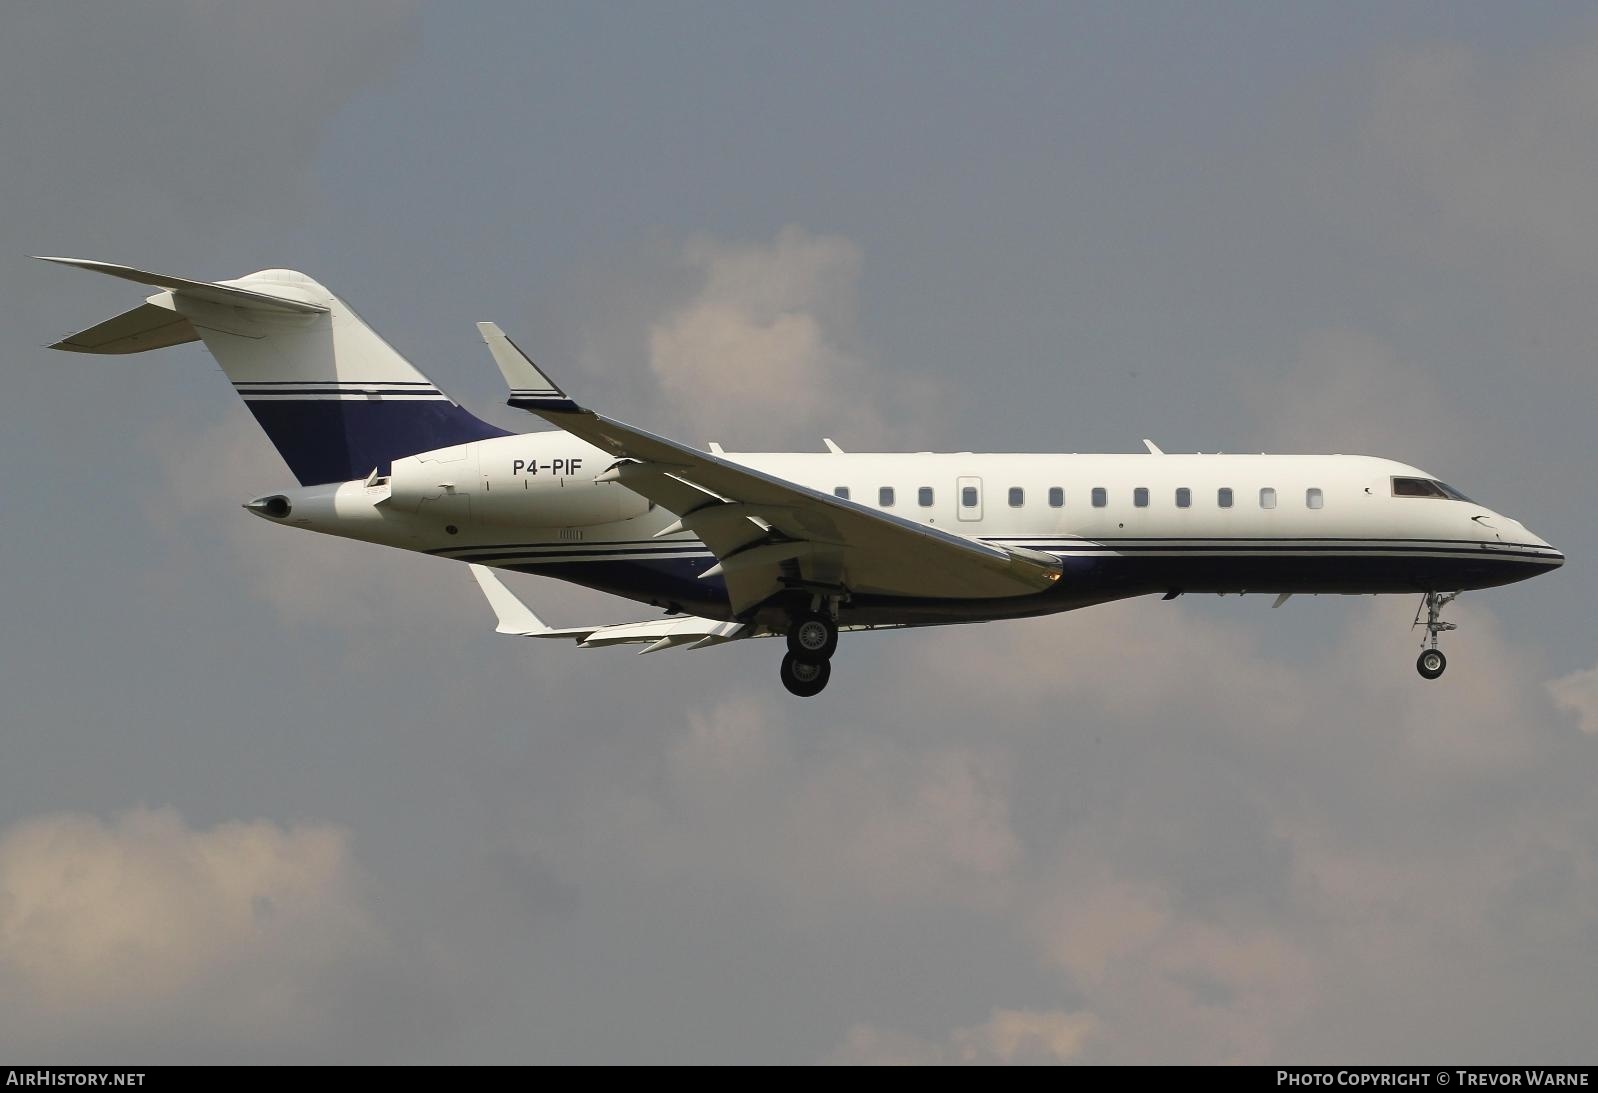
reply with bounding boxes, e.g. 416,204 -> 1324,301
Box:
780,606 -> 838,697
1413,591 -> 1459,680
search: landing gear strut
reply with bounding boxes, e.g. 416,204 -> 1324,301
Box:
1413,591 -> 1459,680
780,603 -> 840,696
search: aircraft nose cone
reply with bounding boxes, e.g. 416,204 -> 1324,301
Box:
1514,520 -> 1563,568
1479,512 -> 1563,571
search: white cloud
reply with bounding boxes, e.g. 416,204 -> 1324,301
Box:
669,692 -> 790,783
1023,856 -> 1316,1064
648,227 -> 865,441
1547,663 -> 1598,735
0,807 -> 423,1059
637,226 -> 939,449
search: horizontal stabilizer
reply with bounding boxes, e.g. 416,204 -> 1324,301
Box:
468,563 -> 750,649
36,257 -> 330,316
50,302 -> 199,354
470,564 -> 557,635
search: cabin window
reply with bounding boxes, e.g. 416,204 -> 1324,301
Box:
879,486 -> 895,507
918,486 -> 934,507
961,486 -> 978,508
1048,486 -> 1064,508
1306,487 -> 1324,510
834,486 -> 850,500
1260,487 -> 1277,510
1009,487 -> 1024,508
1218,487 -> 1233,508
1134,487 -> 1149,508
1175,487 -> 1191,508
1092,487 -> 1107,508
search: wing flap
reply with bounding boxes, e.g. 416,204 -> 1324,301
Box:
597,460 -> 725,519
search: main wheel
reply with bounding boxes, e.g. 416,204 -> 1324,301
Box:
786,611 -> 838,660
1416,648 -> 1447,680
780,652 -> 831,697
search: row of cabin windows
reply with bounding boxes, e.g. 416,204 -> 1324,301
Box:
835,485 -> 1327,510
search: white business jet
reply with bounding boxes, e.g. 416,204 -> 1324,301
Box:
41,259 -> 1564,696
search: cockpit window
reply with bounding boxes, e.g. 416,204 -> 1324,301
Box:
1393,477 -> 1442,498
1392,477 -> 1472,502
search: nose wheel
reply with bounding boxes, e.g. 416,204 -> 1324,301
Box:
1412,591 -> 1459,680
781,606 -> 839,696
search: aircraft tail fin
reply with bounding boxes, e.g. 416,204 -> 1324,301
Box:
40,257 -> 507,486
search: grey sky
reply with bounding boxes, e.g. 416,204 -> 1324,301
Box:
1,1 -> 1594,1063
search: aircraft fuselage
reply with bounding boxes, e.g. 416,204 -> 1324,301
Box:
254,433 -> 1563,629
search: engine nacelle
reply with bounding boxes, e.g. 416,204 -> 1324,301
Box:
389,435 -> 650,530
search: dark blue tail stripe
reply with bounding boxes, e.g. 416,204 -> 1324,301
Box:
246,398 -> 508,486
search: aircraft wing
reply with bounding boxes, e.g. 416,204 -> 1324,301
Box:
476,323 -> 1063,616
470,564 -> 750,652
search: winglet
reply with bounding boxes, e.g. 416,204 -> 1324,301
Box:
469,563 -> 554,635
476,322 -> 581,413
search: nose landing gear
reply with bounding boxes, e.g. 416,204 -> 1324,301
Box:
1413,591 -> 1459,680
780,604 -> 839,697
